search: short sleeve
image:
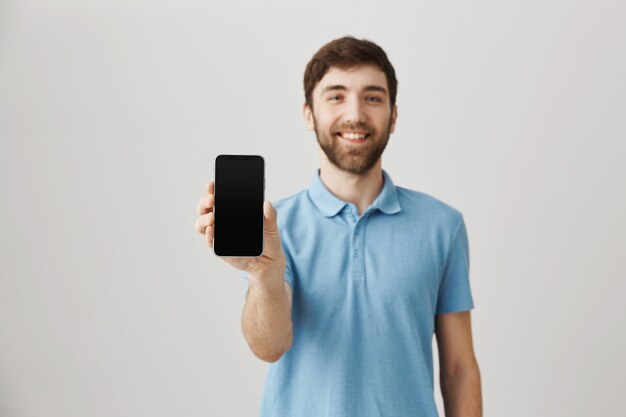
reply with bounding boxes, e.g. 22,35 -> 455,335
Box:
436,215 -> 474,314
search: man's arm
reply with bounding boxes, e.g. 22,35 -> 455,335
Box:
196,180 -> 292,363
241,277 -> 293,363
435,310 -> 483,417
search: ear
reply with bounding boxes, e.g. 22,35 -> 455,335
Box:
303,102 -> 315,131
389,105 -> 398,134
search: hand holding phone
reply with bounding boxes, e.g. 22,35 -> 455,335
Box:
194,156 -> 287,290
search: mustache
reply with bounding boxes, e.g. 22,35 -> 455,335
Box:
333,125 -> 373,134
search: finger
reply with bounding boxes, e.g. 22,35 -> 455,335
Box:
196,194 -> 215,215
194,212 -> 215,234
205,224 -> 213,248
206,180 -> 214,195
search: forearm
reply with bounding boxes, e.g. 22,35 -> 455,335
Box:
241,273 -> 293,362
440,363 -> 483,417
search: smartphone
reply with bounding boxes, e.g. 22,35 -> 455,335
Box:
213,155 -> 265,257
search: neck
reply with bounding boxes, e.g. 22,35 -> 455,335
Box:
318,151 -> 384,216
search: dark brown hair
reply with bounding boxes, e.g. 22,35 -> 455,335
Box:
303,35 -> 398,111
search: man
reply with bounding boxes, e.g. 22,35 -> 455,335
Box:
195,35 -> 482,417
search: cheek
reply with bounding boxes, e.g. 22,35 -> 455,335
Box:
314,107 -> 339,124
375,113 -> 393,130
317,116 -> 338,133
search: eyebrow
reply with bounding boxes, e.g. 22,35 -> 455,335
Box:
320,84 -> 388,95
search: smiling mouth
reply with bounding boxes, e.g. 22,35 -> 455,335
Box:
335,132 -> 371,142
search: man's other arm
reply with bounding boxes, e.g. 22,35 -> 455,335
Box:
435,310 -> 483,417
241,278 -> 293,363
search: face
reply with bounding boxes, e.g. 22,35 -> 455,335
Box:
304,64 -> 397,175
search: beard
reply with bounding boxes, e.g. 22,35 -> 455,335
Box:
313,113 -> 392,175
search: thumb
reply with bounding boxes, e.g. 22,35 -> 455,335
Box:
262,201 -> 282,259
263,200 -> 278,232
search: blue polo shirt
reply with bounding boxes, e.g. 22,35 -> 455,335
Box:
241,168 -> 474,417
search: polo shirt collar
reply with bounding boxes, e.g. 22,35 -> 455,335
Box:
307,168 -> 402,217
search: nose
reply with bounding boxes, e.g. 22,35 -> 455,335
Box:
343,95 -> 367,125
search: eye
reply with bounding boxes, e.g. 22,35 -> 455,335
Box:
328,95 -> 342,101
367,96 -> 383,102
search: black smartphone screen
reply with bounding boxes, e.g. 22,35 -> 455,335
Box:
213,155 -> 264,257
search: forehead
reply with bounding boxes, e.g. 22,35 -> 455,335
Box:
315,64 -> 387,94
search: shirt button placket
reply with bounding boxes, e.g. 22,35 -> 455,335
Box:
351,214 -> 364,281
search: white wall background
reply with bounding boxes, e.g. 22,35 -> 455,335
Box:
1,0 -> 625,416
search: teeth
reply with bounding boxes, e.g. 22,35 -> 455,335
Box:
342,132 -> 367,139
